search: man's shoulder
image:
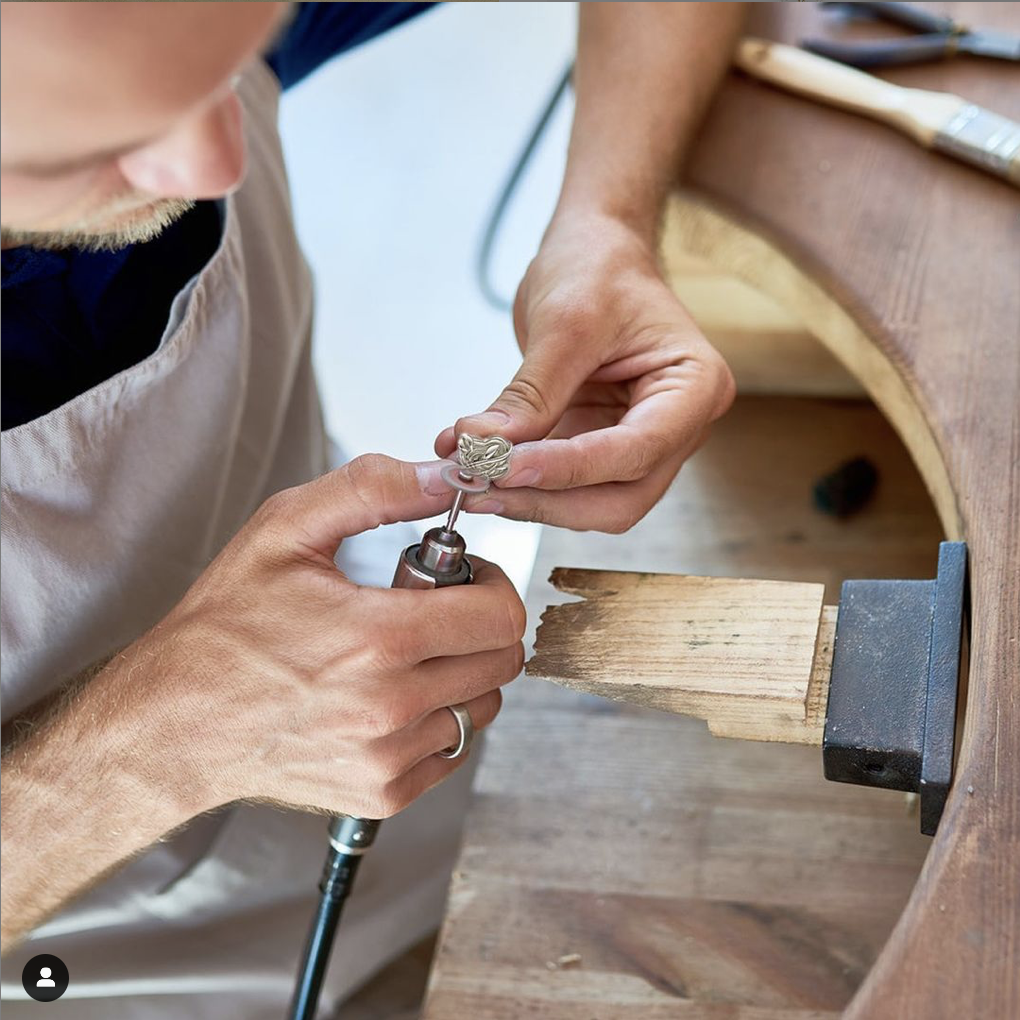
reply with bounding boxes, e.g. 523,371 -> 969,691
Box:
265,2 -> 436,91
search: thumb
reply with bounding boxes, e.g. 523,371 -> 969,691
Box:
272,455 -> 455,553
437,339 -> 593,455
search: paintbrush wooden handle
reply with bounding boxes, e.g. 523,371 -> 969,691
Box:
735,37 -> 963,147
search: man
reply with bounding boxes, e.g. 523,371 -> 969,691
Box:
1,2 -> 740,1015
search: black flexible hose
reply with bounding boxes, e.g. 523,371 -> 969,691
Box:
287,844 -> 364,1020
475,61 -> 574,313
286,64 -> 574,1014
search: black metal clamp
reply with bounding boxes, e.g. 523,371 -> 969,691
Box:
823,542 -> 968,835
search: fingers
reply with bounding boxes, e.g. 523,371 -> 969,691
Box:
356,556 -> 527,662
354,690 -> 503,818
495,423 -> 672,492
376,691 -> 502,815
496,359 -> 731,491
406,689 -> 503,766
414,643 -> 523,710
438,349 -> 732,505
373,751 -> 470,818
434,425 -> 457,459
474,447 -> 692,532
254,455 -> 457,557
435,326 -> 597,456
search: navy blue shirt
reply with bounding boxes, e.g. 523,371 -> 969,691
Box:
1,2 -> 434,431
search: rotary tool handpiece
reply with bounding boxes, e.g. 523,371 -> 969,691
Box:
289,436 -> 514,1020
287,523 -> 474,1020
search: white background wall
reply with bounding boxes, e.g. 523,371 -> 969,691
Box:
278,3 -> 578,593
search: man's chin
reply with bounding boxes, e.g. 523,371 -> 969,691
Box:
1,198 -> 196,253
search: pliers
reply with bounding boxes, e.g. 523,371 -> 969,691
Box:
802,1 -> 1020,69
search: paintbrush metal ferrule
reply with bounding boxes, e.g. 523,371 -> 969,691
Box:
934,104 -> 1020,185
735,39 -> 1020,189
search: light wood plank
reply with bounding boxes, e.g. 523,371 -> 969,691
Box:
527,570 -> 835,744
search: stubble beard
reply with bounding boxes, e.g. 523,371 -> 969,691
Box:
0,195 -> 197,253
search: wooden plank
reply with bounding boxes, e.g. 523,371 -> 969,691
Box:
527,569 -> 835,744
343,934 -> 436,1020
423,395 -> 943,1019
676,5 -> 1020,1016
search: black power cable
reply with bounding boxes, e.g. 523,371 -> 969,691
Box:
475,62 -> 574,313
288,817 -> 380,1020
288,59 -> 574,1020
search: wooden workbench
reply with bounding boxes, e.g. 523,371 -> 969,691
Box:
423,396 -> 943,1018
423,4 -> 1018,1017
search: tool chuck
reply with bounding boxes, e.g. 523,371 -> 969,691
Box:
392,526 -> 472,589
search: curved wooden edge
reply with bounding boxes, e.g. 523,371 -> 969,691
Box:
661,194 -> 980,1019
662,195 -> 962,542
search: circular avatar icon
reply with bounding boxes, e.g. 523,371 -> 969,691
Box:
22,954 -> 69,1002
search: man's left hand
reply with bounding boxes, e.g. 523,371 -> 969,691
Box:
435,213 -> 735,532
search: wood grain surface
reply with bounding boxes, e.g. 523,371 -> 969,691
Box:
664,251 -> 864,397
675,5 -> 1019,1017
424,4 -> 1017,1016
527,570 -> 837,745
423,397 -> 943,1019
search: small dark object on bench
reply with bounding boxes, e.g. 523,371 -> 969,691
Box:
813,456 -> 879,517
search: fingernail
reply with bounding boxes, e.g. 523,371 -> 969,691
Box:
416,460 -> 455,497
435,426 -> 455,452
461,409 -> 511,430
501,466 -> 540,488
468,498 -> 504,515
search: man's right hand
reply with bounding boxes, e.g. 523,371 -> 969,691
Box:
2,454 -> 525,951
129,453 -> 527,820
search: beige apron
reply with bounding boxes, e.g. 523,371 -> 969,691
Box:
1,61 -> 474,1017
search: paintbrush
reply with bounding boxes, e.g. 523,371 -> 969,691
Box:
735,37 -> 1020,187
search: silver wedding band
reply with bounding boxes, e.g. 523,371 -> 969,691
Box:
437,703 -> 474,760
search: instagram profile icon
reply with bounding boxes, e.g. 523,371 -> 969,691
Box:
21,954 -> 69,1002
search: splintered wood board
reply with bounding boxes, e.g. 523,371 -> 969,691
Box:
527,569 -> 835,744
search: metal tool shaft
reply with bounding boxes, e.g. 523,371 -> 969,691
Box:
445,488 -> 467,533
